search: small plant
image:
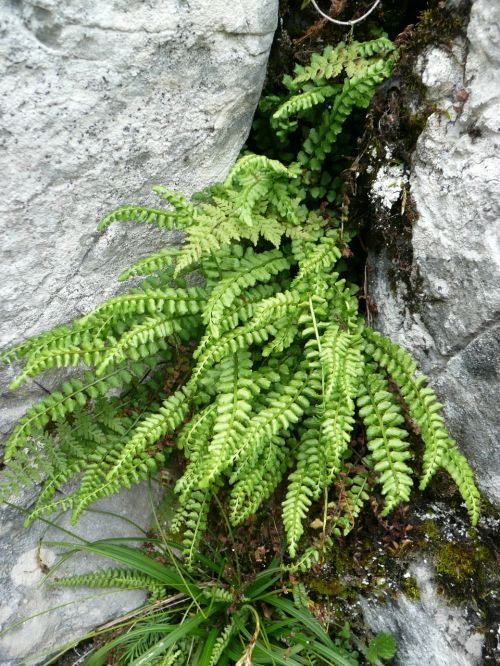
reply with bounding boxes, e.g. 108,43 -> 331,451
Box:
44,536 -> 395,665
1,36 -> 479,569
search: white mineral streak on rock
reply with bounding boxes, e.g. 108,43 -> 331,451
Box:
369,0 -> 500,507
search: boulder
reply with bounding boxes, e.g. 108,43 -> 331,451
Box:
0,0 -> 278,438
368,0 -> 500,508
0,1 -> 278,663
361,558 -> 484,666
0,484 -> 160,665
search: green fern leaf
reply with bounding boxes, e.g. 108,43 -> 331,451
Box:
118,248 -> 180,282
358,368 -> 413,516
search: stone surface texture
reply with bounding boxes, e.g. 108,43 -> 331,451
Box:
361,559 -> 484,666
0,484 -> 160,666
0,1 -> 278,663
0,0 -> 278,439
368,0 -> 500,508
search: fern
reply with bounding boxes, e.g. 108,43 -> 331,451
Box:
283,424 -> 324,558
118,248 -> 180,282
97,205 -> 178,231
331,468 -> 370,537
1,37 -> 479,566
170,486 -> 213,570
51,568 -> 166,600
273,85 -> 341,122
365,329 -> 456,490
202,248 -> 290,336
287,39 -> 393,87
357,368 -> 413,516
441,445 -> 481,524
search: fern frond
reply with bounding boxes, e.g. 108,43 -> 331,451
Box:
262,320 -> 298,357
202,248 -> 290,336
152,185 -> 193,216
320,329 -> 362,480
0,440 -> 56,502
283,424 -> 324,557
94,312 -> 193,376
284,545 -> 321,573
297,57 -> 396,174
174,207 -> 294,277
224,153 -> 292,186
357,368 -> 413,516
207,615 -> 240,666
228,368 -> 312,487
290,44 -> 346,86
229,435 -> 288,523
9,342 -> 107,389
118,249 -> 180,282
65,388 -> 189,521
331,469 -> 370,537
190,290 -> 302,387
175,380 -> 235,502
171,486 -> 212,570
365,330 -> 456,489
103,387 -> 191,486
290,38 -> 395,86
51,568 -> 165,599
71,449 -> 166,524
273,85 -> 340,122
196,351 -> 257,486
292,231 -> 341,287
77,288 -> 206,327
176,404 -> 216,457
4,369 -> 135,459
441,446 -> 480,524
97,205 -> 178,232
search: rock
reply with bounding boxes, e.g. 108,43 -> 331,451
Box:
361,558 -> 484,666
0,0 -> 278,436
368,0 -> 500,507
0,484 -> 160,665
0,1 -> 278,663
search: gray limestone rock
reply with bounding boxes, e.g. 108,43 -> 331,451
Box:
0,0 -> 278,437
368,0 -> 500,508
0,1 -> 278,663
361,559 -> 484,666
0,484 -> 160,666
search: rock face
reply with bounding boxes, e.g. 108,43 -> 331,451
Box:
0,1 -> 278,663
0,0 -> 278,439
361,559 -> 484,666
0,484 -> 160,666
369,0 -> 500,508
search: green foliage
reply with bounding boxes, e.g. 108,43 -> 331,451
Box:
51,567 -> 166,600
46,537 -> 394,665
366,632 -> 397,664
357,368 -> 413,517
1,36 -> 479,568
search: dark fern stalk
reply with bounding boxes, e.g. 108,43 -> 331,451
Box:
1,37 -> 479,566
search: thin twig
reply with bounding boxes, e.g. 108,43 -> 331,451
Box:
310,0 -> 381,27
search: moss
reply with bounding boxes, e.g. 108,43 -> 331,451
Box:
434,542 -> 475,584
417,519 -> 439,544
401,576 -> 420,601
308,577 -> 354,598
415,6 -> 468,43
431,536 -> 496,605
